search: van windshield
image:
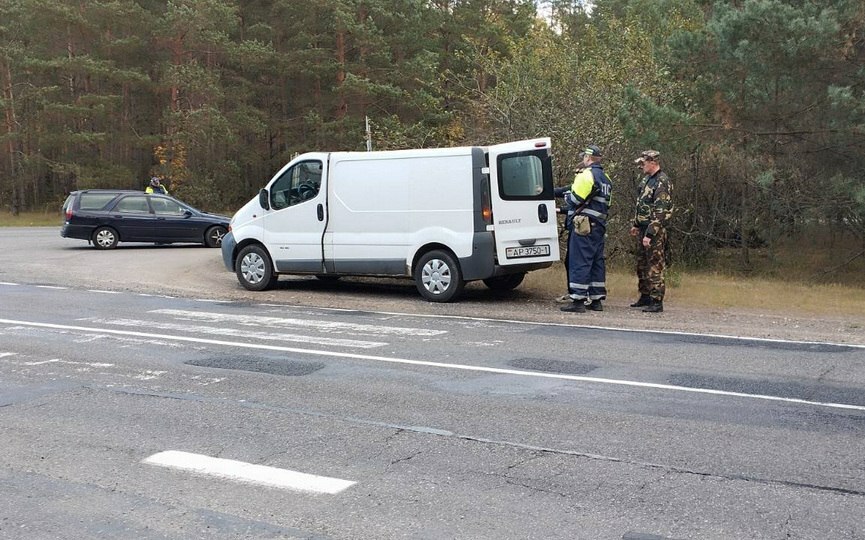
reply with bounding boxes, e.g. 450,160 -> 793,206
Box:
497,151 -> 551,199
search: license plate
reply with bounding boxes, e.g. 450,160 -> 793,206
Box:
505,244 -> 550,259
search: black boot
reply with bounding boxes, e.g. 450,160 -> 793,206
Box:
560,300 -> 587,313
587,299 -> 603,311
630,295 -> 651,308
642,299 -> 663,313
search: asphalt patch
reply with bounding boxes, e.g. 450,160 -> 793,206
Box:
668,373 -> 865,407
508,357 -> 597,375
186,356 -> 325,377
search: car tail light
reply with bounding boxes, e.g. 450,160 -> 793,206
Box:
65,208 -> 73,221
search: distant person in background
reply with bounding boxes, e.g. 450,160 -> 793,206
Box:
145,177 -> 168,195
629,150 -> 673,313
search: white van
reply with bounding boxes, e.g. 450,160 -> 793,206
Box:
221,138 -> 560,302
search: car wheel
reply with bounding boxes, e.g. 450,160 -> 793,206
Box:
482,272 -> 525,291
92,226 -> 119,250
414,249 -> 464,302
205,225 -> 227,248
236,244 -> 277,291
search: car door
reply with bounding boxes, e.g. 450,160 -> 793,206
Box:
262,158 -> 328,273
487,138 -> 560,266
150,196 -> 199,242
109,195 -> 155,241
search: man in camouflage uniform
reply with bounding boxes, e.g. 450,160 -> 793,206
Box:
629,150 -> 673,313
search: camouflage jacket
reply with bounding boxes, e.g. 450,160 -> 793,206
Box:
633,170 -> 673,237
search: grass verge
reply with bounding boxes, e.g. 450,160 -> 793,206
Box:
524,264 -> 865,318
0,211 -> 61,227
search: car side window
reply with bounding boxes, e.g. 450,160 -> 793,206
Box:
79,193 -> 119,210
151,197 -> 184,215
270,160 -> 322,210
115,196 -> 151,214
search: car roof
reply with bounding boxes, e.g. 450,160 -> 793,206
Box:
71,189 -> 142,194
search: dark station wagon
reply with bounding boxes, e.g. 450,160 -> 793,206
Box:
61,189 -> 231,250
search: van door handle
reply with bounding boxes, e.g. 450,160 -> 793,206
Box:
317,204 -> 324,221
538,204 -> 549,223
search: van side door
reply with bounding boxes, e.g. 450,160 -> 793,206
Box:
262,158 -> 328,273
487,138 -> 560,266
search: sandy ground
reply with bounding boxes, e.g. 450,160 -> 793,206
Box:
8,232 -> 861,347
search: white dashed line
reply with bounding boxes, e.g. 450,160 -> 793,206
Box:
143,451 -> 356,494
35,285 -> 67,290
87,289 -> 122,294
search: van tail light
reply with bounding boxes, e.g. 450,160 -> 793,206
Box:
481,181 -> 493,225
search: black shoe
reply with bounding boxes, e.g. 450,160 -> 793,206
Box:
560,301 -> 587,313
630,295 -> 651,308
587,300 -> 603,311
642,300 -> 663,313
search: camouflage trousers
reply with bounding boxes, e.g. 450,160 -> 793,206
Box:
636,227 -> 667,301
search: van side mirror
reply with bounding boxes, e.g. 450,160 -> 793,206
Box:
258,189 -> 270,210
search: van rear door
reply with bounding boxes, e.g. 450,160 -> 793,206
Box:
487,138 -> 560,266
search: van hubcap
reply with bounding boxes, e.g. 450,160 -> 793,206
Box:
422,259 -> 451,294
240,253 -> 265,284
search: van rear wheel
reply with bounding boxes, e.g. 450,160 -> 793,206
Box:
482,272 -> 525,291
415,250 -> 464,302
236,244 -> 278,291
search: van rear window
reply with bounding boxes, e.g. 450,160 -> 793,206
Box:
79,193 -> 118,210
497,151 -> 551,199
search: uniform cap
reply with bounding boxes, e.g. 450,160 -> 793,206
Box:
634,157 -> 645,166
582,144 -> 602,158
150,177 -> 161,185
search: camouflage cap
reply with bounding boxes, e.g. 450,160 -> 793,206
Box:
634,157 -> 645,166
640,150 -> 660,161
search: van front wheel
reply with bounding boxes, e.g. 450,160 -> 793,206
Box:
415,250 -> 464,302
236,245 -> 278,291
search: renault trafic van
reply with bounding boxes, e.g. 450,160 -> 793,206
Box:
221,138 -> 560,302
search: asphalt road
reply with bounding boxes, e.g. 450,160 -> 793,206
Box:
1,228 -> 864,539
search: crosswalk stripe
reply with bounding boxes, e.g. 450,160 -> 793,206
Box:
150,309 -> 446,337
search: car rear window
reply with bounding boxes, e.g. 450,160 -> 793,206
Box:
79,193 -> 119,210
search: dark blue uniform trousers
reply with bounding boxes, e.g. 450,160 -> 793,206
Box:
567,221 -> 607,301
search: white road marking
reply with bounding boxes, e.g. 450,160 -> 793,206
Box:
1,317 -> 863,412
81,317 -> 387,349
23,358 -> 114,368
0,282 -> 20,286
87,289 -> 122,294
0,352 -> 17,358
150,309 -> 447,337
142,450 -> 355,494
35,285 -> 67,290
